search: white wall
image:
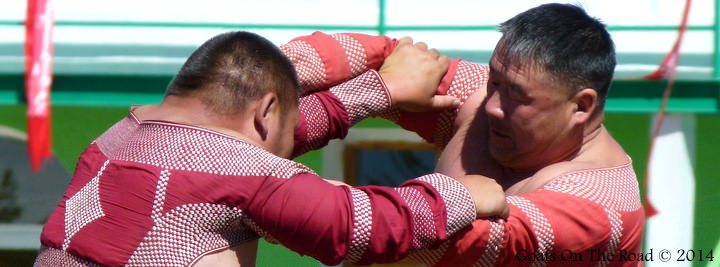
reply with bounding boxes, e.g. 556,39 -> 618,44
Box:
0,0 -> 714,52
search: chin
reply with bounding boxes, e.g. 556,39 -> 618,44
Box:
489,148 -> 518,168
277,148 -> 293,159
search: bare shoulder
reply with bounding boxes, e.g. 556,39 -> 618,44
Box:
454,86 -> 489,131
506,161 -> 607,195
534,161 -> 595,182
507,127 -> 630,195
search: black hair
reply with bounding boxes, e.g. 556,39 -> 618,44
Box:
496,3 -> 616,109
165,31 -> 301,115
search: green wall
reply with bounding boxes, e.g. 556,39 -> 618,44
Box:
693,115 -> 720,266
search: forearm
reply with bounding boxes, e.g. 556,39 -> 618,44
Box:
408,190 -> 639,266
287,32 -> 491,153
379,60 -> 489,148
292,70 -> 391,158
279,31 -> 396,92
246,172 -> 476,265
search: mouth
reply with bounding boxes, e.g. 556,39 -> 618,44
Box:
490,127 -> 509,138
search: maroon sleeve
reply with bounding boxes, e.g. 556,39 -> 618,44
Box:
244,172 -> 477,266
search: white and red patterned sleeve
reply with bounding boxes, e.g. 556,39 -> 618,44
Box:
406,168 -> 645,267
292,70 -> 391,158
283,32 -> 490,153
244,171 -> 476,266
378,60 -> 489,148
281,32 -> 397,158
279,31 -> 397,92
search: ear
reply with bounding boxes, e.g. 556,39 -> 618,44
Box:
254,92 -> 279,140
570,88 -> 597,125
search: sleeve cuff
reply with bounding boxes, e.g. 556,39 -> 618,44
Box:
413,173 -> 476,238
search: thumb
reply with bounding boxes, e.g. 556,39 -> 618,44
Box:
429,95 -> 460,110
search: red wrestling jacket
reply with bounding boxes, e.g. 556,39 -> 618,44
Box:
35,34 -> 478,266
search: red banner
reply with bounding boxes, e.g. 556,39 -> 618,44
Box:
25,0 -> 54,171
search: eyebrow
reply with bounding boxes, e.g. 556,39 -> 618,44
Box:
489,65 -> 527,96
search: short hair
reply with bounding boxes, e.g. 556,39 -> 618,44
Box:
165,31 -> 301,116
496,3 -> 616,110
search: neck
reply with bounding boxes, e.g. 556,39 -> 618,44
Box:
576,122 -> 604,157
135,95 -> 255,142
500,121 -> 605,181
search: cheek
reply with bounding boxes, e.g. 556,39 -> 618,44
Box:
286,128 -> 295,147
508,107 -> 536,130
284,118 -> 298,150
507,108 -> 553,147
521,112 -> 564,141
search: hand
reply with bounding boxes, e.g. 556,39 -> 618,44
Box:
378,37 -> 457,112
454,174 -> 508,219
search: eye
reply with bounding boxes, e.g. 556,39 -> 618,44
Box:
508,89 -> 522,99
488,80 -> 501,92
508,87 -> 531,104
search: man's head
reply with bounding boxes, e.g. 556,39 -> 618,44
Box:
166,31 -> 301,158
484,3 -> 616,174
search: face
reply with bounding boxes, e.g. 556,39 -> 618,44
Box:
484,54 -> 582,173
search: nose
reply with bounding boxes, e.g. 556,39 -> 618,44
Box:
485,88 -> 504,120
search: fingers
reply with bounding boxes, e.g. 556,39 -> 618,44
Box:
379,36 -> 453,112
414,41 -> 429,51
427,48 -> 440,58
437,55 -> 449,67
397,36 -> 413,48
429,95 -> 461,110
455,174 -> 508,219
500,204 -> 510,219
396,36 -> 433,52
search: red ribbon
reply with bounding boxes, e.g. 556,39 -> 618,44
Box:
25,0 -> 54,171
642,0 -> 692,218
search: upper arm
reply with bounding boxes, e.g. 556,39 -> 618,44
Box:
435,88 -> 500,179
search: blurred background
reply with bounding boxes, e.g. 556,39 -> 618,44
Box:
0,0 -> 718,266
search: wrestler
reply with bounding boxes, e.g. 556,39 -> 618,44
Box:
281,4 -> 644,266
34,32 -> 507,266
418,5 -> 644,266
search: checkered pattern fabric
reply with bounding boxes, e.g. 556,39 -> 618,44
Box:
329,70 -> 391,126
36,32 -> 485,267
409,162 -> 644,267
279,32 -> 395,92
37,118 -> 477,266
278,32 -> 644,267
